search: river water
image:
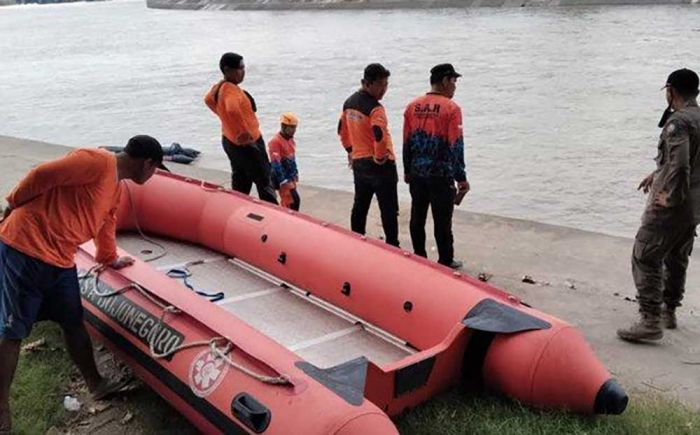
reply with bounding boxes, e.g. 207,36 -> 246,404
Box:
1,0 -> 699,237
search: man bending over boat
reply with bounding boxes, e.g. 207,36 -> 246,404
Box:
0,135 -> 167,433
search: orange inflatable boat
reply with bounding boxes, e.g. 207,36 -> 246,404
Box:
76,172 -> 627,434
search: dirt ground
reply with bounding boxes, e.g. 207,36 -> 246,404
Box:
45,345 -> 143,435
1,135 -> 698,434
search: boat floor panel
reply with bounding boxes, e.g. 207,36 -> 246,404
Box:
296,327 -> 410,368
118,233 -> 218,268
116,232 -> 412,368
184,261 -> 275,297
220,291 -> 354,349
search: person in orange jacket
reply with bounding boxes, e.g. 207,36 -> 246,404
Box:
338,63 -> 399,247
403,64 -> 470,269
0,136 -> 167,433
204,52 -> 278,204
268,112 -> 300,211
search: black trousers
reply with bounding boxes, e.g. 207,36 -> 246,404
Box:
222,136 -> 278,205
351,159 -> 399,247
409,176 -> 456,265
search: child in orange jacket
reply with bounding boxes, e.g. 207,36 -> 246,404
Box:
268,112 -> 300,210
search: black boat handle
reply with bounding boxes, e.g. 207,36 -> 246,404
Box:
231,393 -> 271,433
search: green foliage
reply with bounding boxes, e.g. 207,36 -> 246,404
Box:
397,390 -> 700,435
11,323 -> 73,435
11,325 -> 700,435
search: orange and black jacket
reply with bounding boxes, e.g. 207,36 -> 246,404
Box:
338,91 -> 394,162
204,80 -> 261,146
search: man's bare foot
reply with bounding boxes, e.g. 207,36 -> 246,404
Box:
90,377 -> 132,401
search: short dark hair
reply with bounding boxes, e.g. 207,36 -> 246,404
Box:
124,135 -> 169,171
219,53 -> 243,74
430,63 -> 462,85
666,68 -> 699,99
363,63 -> 390,83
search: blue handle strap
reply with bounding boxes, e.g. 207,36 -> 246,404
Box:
166,268 -> 225,303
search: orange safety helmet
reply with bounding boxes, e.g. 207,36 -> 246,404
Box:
280,112 -> 299,126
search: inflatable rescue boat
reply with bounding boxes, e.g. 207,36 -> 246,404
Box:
76,172 -> 628,434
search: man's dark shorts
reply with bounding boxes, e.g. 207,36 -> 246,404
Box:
0,241 -> 83,340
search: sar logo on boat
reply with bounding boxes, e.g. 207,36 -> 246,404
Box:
189,349 -> 229,398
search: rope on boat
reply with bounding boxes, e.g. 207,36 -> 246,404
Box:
123,182 -> 168,263
79,268 -> 292,386
125,183 -> 224,302
79,265 -> 175,311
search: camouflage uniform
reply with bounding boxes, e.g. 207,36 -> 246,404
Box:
632,100 -> 700,317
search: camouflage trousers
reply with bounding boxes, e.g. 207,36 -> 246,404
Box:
632,222 -> 696,315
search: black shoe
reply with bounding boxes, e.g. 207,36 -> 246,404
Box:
443,260 -> 463,270
662,307 -> 677,329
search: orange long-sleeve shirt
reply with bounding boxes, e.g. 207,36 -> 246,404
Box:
0,148 -> 121,268
204,80 -> 262,146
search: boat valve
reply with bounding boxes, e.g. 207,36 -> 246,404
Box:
277,252 -> 287,265
341,282 -> 351,296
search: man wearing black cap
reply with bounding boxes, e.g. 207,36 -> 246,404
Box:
338,63 -> 399,247
403,64 -> 469,269
123,134 -> 170,177
205,52 -> 278,204
0,135 -> 165,432
618,68 -> 700,342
